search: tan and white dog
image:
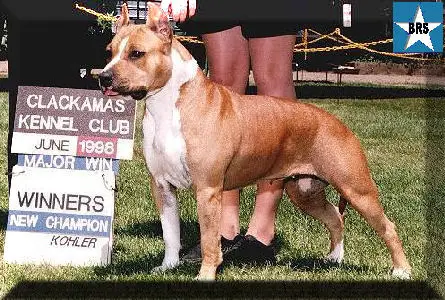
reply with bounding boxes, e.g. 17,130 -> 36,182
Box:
99,3 -> 412,280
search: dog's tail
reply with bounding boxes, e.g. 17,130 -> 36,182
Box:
339,196 -> 347,216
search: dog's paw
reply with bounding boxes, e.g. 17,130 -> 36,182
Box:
194,265 -> 217,281
151,260 -> 181,274
325,240 -> 344,264
391,267 -> 412,280
194,273 -> 216,281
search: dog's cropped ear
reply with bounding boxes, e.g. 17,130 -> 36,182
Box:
146,2 -> 172,43
114,3 -> 130,33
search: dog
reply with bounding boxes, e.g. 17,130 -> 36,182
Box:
99,2 -> 412,281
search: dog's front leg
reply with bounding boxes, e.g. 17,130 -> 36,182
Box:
149,176 -> 181,273
195,186 -> 223,281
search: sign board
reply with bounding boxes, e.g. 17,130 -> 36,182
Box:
17,154 -> 119,174
4,166 -> 116,266
11,86 -> 137,160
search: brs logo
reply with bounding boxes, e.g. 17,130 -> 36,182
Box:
408,22 -> 429,35
393,2 -> 443,53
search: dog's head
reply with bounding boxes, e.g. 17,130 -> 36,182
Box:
99,3 -> 173,100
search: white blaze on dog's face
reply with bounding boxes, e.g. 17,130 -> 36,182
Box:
103,3 -> 173,100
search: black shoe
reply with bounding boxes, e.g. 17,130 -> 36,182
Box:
223,234 -> 277,266
181,234 -> 244,264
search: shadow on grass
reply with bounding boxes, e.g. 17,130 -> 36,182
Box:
114,219 -> 200,243
288,256 -> 370,273
107,224 -> 368,277
94,252 -> 166,277
93,244 -> 201,278
114,220 -> 163,238
276,236 -> 369,273
97,219 -> 200,276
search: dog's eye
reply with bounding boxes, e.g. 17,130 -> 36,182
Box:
129,50 -> 145,59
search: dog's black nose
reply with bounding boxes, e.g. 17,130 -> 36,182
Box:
99,70 -> 113,88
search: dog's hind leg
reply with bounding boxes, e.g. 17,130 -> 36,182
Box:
312,129 -> 411,278
335,179 -> 412,279
285,178 -> 345,263
149,177 -> 182,273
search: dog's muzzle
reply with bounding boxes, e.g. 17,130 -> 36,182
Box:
98,70 -> 120,97
98,69 -> 148,100
99,70 -> 113,88
99,70 -> 117,96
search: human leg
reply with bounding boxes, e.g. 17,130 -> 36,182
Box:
245,34 -> 297,245
201,26 -> 250,94
249,34 -> 296,99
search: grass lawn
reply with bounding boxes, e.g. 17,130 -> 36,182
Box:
0,91 -> 443,296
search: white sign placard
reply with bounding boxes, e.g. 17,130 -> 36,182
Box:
4,166 -> 116,266
11,86 -> 137,160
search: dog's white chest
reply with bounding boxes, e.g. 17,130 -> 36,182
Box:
143,109 -> 191,189
142,49 -> 197,189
